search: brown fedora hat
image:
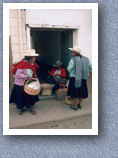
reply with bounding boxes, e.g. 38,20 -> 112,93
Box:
53,60 -> 63,67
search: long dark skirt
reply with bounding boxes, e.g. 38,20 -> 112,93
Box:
9,84 -> 40,109
67,77 -> 88,99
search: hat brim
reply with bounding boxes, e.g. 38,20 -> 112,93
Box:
69,48 -> 81,55
53,62 -> 63,67
24,54 -> 39,57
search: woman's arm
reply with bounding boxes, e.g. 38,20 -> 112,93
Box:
15,69 -> 28,79
89,60 -> 92,72
67,59 -> 74,72
60,68 -> 66,78
49,69 -> 56,77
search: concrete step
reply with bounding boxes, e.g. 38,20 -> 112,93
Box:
39,94 -> 56,101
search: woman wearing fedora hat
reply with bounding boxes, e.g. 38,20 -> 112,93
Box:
67,46 -> 92,111
46,60 -> 67,93
10,49 -> 40,115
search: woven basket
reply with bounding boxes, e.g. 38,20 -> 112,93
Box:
41,83 -> 55,96
24,78 -> 41,96
55,89 -> 67,101
65,96 -> 74,104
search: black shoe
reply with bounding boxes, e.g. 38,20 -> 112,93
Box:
70,106 -> 78,111
18,109 -> 23,115
78,104 -> 82,109
30,109 -> 37,115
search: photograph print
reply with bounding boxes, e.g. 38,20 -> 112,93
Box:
3,3 -> 98,135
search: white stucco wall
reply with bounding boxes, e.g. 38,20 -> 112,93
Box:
26,9 -> 92,61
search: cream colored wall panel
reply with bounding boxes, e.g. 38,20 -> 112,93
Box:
22,27 -> 26,36
22,36 -> 26,45
12,45 -> 20,53
9,18 -> 19,27
21,23 -> 25,28
21,9 -> 26,18
26,9 -> 90,27
9,9 -> 18,18
11,36 -> 20,45
12,53 -> 21,63
23,45 -> 27,53
9,9 -> 26,63
9,27 -> 19,36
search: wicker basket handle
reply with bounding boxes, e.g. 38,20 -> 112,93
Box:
25,77 -> 40,85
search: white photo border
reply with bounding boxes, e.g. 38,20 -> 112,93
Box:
3,3 -> 98,135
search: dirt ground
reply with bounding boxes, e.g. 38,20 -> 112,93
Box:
17,114 -> 92,129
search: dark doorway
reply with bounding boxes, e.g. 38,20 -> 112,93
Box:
61,30 -> 73,78
31,28 -> 73,82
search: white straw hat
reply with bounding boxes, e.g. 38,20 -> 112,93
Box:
24,49 -> 39,57
69,46 -> 81,55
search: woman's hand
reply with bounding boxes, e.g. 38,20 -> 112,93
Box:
53,74 -> 60,77
27,76 -> 33,81
55,74 -> 60,76
35,77 -> 39,81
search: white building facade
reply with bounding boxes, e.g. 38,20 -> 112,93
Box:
9,9 -> 92,65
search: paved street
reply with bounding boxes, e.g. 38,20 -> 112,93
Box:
18,114 -> 92,129
9,73 -> 92,129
